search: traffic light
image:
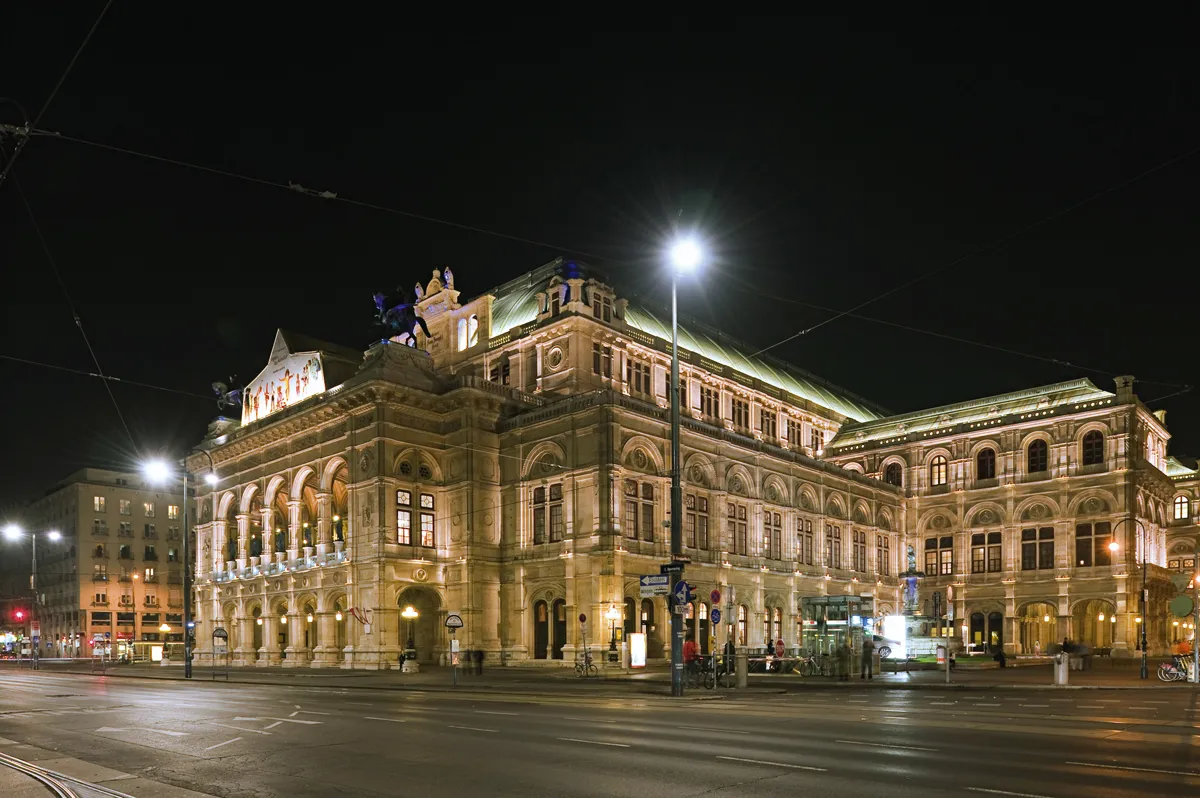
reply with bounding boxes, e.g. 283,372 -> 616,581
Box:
14,610 -> 24,621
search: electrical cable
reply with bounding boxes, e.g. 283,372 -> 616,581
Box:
0,0 -> 113,188
0,353 -> 215,401
743,140 -> 1200,360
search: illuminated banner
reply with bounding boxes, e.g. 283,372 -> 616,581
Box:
242,348 -> 325,424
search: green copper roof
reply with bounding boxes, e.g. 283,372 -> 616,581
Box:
829,378 -> 1115,449
481,258 -> 885,423
1166,456 -> 1198,478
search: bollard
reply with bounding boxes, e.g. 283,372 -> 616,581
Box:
736,649 -> 749,689
1053,652 -> 1069,686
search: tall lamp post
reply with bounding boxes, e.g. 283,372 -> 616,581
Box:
145,452 -> 217,679
668,235 -> 702,697
606,603 -> 620,660
3,525 -> 62,669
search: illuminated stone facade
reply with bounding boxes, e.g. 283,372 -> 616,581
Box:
189,260 -> 1196,667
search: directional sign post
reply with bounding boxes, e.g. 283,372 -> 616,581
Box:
640,574 -> 670,597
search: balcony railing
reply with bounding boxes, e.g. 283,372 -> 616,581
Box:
92,574 -> 109,582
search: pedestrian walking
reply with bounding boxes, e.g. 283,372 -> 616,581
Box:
860,635 -> 875,680
837,641 -> 851,681
474,647 -> 484,675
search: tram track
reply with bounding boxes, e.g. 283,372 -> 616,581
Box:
0,750 -> 135,798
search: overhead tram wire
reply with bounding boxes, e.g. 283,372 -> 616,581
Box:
0,352 -> 216,401
717,272 -> 1194,394
12,177 -> 138,450
26,129 -> 613,261
0,0 -> 113,189
742,139 -> 1200,362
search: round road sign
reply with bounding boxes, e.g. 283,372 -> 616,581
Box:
710,589 -> 721,605
710,608 -> 722,626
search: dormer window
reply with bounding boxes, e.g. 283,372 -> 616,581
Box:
456,315 -> 479,351
592,294 -> 613,322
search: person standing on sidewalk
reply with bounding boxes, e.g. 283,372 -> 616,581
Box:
860,635 -> 876,680
474,647 -> 484,675
837,640 -> 851,681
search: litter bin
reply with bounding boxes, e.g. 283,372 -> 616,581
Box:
1054,652 -> 1069,685
736,649 -> 748,689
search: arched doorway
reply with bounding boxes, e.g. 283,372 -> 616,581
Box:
987,611 -> 1004,650
641,598 -> 661,656
251,606 -> 263,650
533,600 -> 549,659
1018,602 -> 1056,654
224,503 -> 239,563
330,463 -> 349,550
397,588 -> 441,664
698,602 -> 711,655
551,599 -> 567,660
1073,599 -> 1115,649
969,612 -> 985,647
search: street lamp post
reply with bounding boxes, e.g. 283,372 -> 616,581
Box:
145,452 -> 217,679
3,525 -> 61,669
606,603 -> 620,659
668,236 -> 701,698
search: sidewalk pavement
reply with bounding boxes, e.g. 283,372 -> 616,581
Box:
5,657 -> 1197,694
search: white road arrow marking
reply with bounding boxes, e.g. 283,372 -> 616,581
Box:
96,726 -> 189,737
233,716 -> 322,725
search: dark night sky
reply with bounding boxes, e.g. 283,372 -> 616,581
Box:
3,9 -> 1199,508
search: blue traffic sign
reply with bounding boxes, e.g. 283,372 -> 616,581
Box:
673,580 -> 693,605
710,608 -> 722,626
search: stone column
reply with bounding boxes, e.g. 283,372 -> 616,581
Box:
213,521 -> 227,574
283,612 -> 308,667
234,615 -> 255,666
312,612 -> 337,667
258,615 -> 277,666
235,514 -> 250,568
287,501 -> 302,562
316,492 -> 332,557
259,508 -> 274,561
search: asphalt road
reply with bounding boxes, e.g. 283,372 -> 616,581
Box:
1,670 -> 1199,797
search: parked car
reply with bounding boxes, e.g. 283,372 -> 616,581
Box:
870,634 -> 902,659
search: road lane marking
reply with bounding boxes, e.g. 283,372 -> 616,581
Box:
95,726 -> 189,737
475,711 -> 519,716
835,739 -> 937,752
1144,701 -> 1169,704
365,717 -> 406,723
210,723 -> 272,735
558,737 -> 631,748
678,726 -> 750,735
1077,706 -> 1104,709
297,710 -> 331,715
233,716 -> 322,725
204,738 -> 242,751
448,725 -> 497,733
718,755 -> 826,772
264,722 -> 283,730
1020,705 -> 1050,708
975,703 -> 1002,707
967,788 -> 1055,798
563,716 -> 617,723
930,702 -> 955,706
1065,761 -> 1200,778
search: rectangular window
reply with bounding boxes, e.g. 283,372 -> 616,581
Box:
396,490 -> 412,545
926,536 -> 952,575
853,529 -> 867,571
1023,527 -> 1054,569
489,362 -> 511,385
95,593 -> 107,604
972,533 -> 986,574
419,511 -> 435,547
591,343 -> 612,378
592,295 -> 613,322
93,564 -> 108,579
877,534 -> 890,575
626,359 -> 651,396
532,484 -> 563,544
622,480 -> 655,542
93,519 -> 108,535
810,427 -> 825,451
94,496 -> 105,512
700,386 -> 719,420
765,512 -> 783,560
119,500 -> 131,516
119,522 -> 132,537
785,417 -> 803,449
731,398 -> 750,430
1075,522 -> 1112,567
167,505 -> 179,520
760,409 -> 777,440
798,518 -> 814,565
144,545 -> 157,560
167,548 -> 178,562
144,524 -> 156,538
987,531 -> 1002,572
827,525 -> 842,569
727,503 -> 748,555
143,502 -> 155,517
685,495 -> 709,550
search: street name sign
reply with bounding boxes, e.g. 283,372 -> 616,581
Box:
640,574 -> 671,597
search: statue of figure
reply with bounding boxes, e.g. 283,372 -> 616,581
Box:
413,281 -> 424,300
443,266 -> 454,289
426,268 -> 443,296
904,575 -> 920,614
373,291 -> 431,345
906,544 -> 917,574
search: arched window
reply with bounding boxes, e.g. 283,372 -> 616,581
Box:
1081,430 -> 1104,466
976,448 -> 996,480
884,462 -> 903,487
929,455 -> 948,487
1175,495 -> 1192,521
737,604 -> 748,646
1027,439 -> 1048,473
456,318 -> 468,351
467,314 -> 479,348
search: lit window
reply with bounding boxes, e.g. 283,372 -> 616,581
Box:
930,455 -> 948,487
467,315 -> 479,348
420,494 -> 435,547
397,490 -> 412,545
167,505 -> 179,520
119,500 -> 131,516
143,502 -> 156,517
1175,495 -> 1191,521
94,496 -> 106,512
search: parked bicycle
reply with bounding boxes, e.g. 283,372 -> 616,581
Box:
686,655 -> 716,690
797,653 -> 829,677
575,649 -> 598,678
1158,655 -> 1193,682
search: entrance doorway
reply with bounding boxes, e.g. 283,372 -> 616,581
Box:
551,599 -> 566,659
533,600 -> 549,659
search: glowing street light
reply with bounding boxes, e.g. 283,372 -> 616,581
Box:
669,237 -> 703,272
402,604 -> 419,661
2,523 -> 63,668
606,603 -> 621,654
